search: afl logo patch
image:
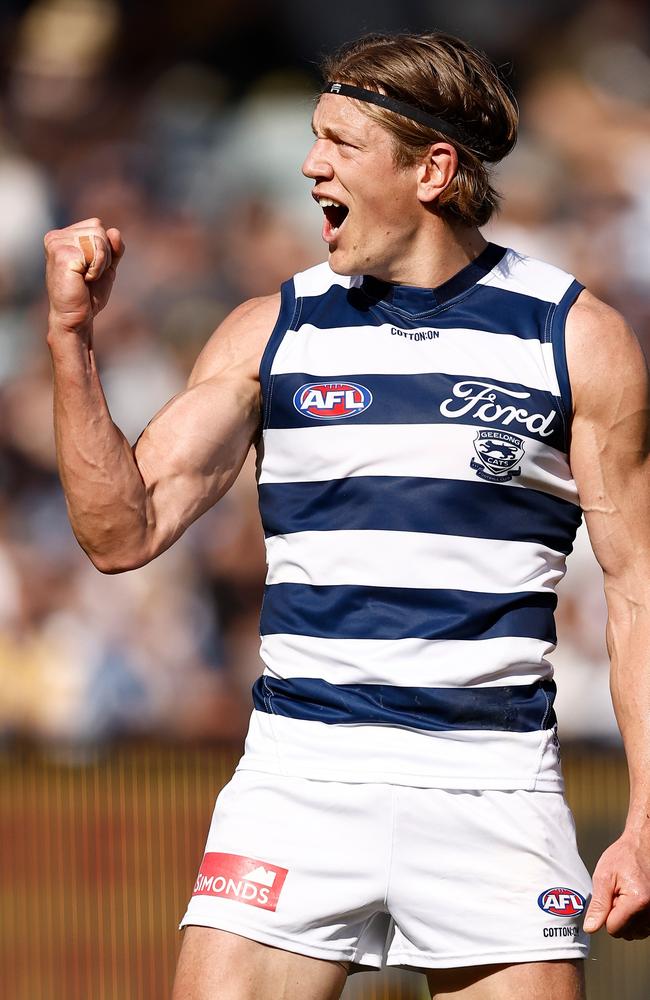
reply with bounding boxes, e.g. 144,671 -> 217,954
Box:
293,381 -> 373,420
537,887 -> 586,917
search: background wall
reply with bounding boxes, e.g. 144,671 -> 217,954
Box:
0,0 -> 649,996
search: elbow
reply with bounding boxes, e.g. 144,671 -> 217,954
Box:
88,554 -> 145,575
84,545 -> 154,575
91,557 -> 142,575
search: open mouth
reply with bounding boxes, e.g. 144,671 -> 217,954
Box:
316,197 -> 349,239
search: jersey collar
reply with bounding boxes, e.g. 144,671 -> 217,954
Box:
361,242 -> 507,314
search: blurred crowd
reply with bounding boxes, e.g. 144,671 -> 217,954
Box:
0,0 -> 647,748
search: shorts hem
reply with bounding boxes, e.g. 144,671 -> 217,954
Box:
386,945 -> 589,970
178,911 -> 383,969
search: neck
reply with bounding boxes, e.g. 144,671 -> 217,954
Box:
372,223 -> 488,289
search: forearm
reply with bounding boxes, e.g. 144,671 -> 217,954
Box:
48,323 -> 149,571
606,589 -> 650,830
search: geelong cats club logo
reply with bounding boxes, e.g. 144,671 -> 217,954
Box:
471,429 -> 525,482
293,381 -> 373,420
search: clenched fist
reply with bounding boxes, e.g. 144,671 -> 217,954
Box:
44,218 -> 125,337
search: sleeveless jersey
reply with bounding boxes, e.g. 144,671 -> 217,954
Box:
238,243 -> 584,790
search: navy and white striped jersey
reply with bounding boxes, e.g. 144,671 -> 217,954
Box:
239,243 -> 584,789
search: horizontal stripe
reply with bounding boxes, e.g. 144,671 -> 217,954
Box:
260,584 -> 557,642
292,282 -> 555,339
258,477 -> 581,553
265,530 -> 565,594
272,323 -> 562,397
253,675 -> 557,733
268,371 -> 564,450
259,424 -> 579,505
478,249 -> 575,304
260,634 -> 554,688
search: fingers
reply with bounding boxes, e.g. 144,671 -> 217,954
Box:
583,868 -> 615,934
106,227 -> 125,262
608,909 -> 650,940
584,855 -> 650,939
605,889 -> 650,939
77,232 -> 111,282
44,218 -> 125,284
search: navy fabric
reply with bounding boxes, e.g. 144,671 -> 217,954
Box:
254,250 -> 575,747
360,242 -> 507,308
258,477 -> 582,553
260,584 -> 557,643
253,675 -> 557,733
291,282 -> 555,338
547,278 -> 584,429
259,278 -> 297,424
268,370 -> 565,450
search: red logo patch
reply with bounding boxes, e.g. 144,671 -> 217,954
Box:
192,852 -> 288,911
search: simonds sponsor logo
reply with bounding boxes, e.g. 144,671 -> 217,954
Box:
192,852 -> 288,911
293,381 -> 372,420
537,887 -> 586,917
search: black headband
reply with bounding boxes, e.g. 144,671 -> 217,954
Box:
322,81 -> 475,148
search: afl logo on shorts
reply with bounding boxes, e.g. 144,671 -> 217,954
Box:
537,887 -> 586,917
293,381 -> 373,420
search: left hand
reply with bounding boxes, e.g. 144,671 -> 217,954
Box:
584,831 -> 650,939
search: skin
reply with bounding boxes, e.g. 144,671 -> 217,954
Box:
44,92 -> 650,999
566,292 -> 650,942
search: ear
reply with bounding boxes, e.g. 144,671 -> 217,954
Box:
416,142 -> 458,205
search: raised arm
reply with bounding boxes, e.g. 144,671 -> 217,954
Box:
45,218 -> 279,573
566,290 -> 650,939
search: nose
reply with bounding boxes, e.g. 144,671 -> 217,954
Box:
302,139 -> 334,181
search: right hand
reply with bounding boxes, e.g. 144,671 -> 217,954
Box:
44,218 -> 125,334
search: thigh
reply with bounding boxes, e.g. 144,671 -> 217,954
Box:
426,959 -> 585,999
172,926 -> 348,1000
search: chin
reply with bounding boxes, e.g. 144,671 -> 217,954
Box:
327,245 -> 366,277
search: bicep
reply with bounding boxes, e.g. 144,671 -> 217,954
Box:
568,295 -> 650,589
133,373 -> 260,554
130,293 -> 278,557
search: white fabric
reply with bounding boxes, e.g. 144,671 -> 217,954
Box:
265,529 -> 565,594
180,769 -> 591,968
273,322 -> 562,397
293,261 -> 358,298
259,423 -> 580,505
477,248 -> 576,304
239,711 -> 563,790
248,250 -> 580,792
260,634 -> 554,688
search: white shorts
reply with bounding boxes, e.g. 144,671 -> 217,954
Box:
180,769 -> 591,970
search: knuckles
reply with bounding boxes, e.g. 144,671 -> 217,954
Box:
44,219 -> 108,251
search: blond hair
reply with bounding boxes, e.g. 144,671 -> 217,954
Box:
321,32 -> 518,227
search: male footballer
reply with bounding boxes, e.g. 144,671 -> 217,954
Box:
45,31 -> 650,1000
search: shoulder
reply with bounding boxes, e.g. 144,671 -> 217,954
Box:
188,293 -> 280,387
484,247 -> 577,304
566,289 -> 648,417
